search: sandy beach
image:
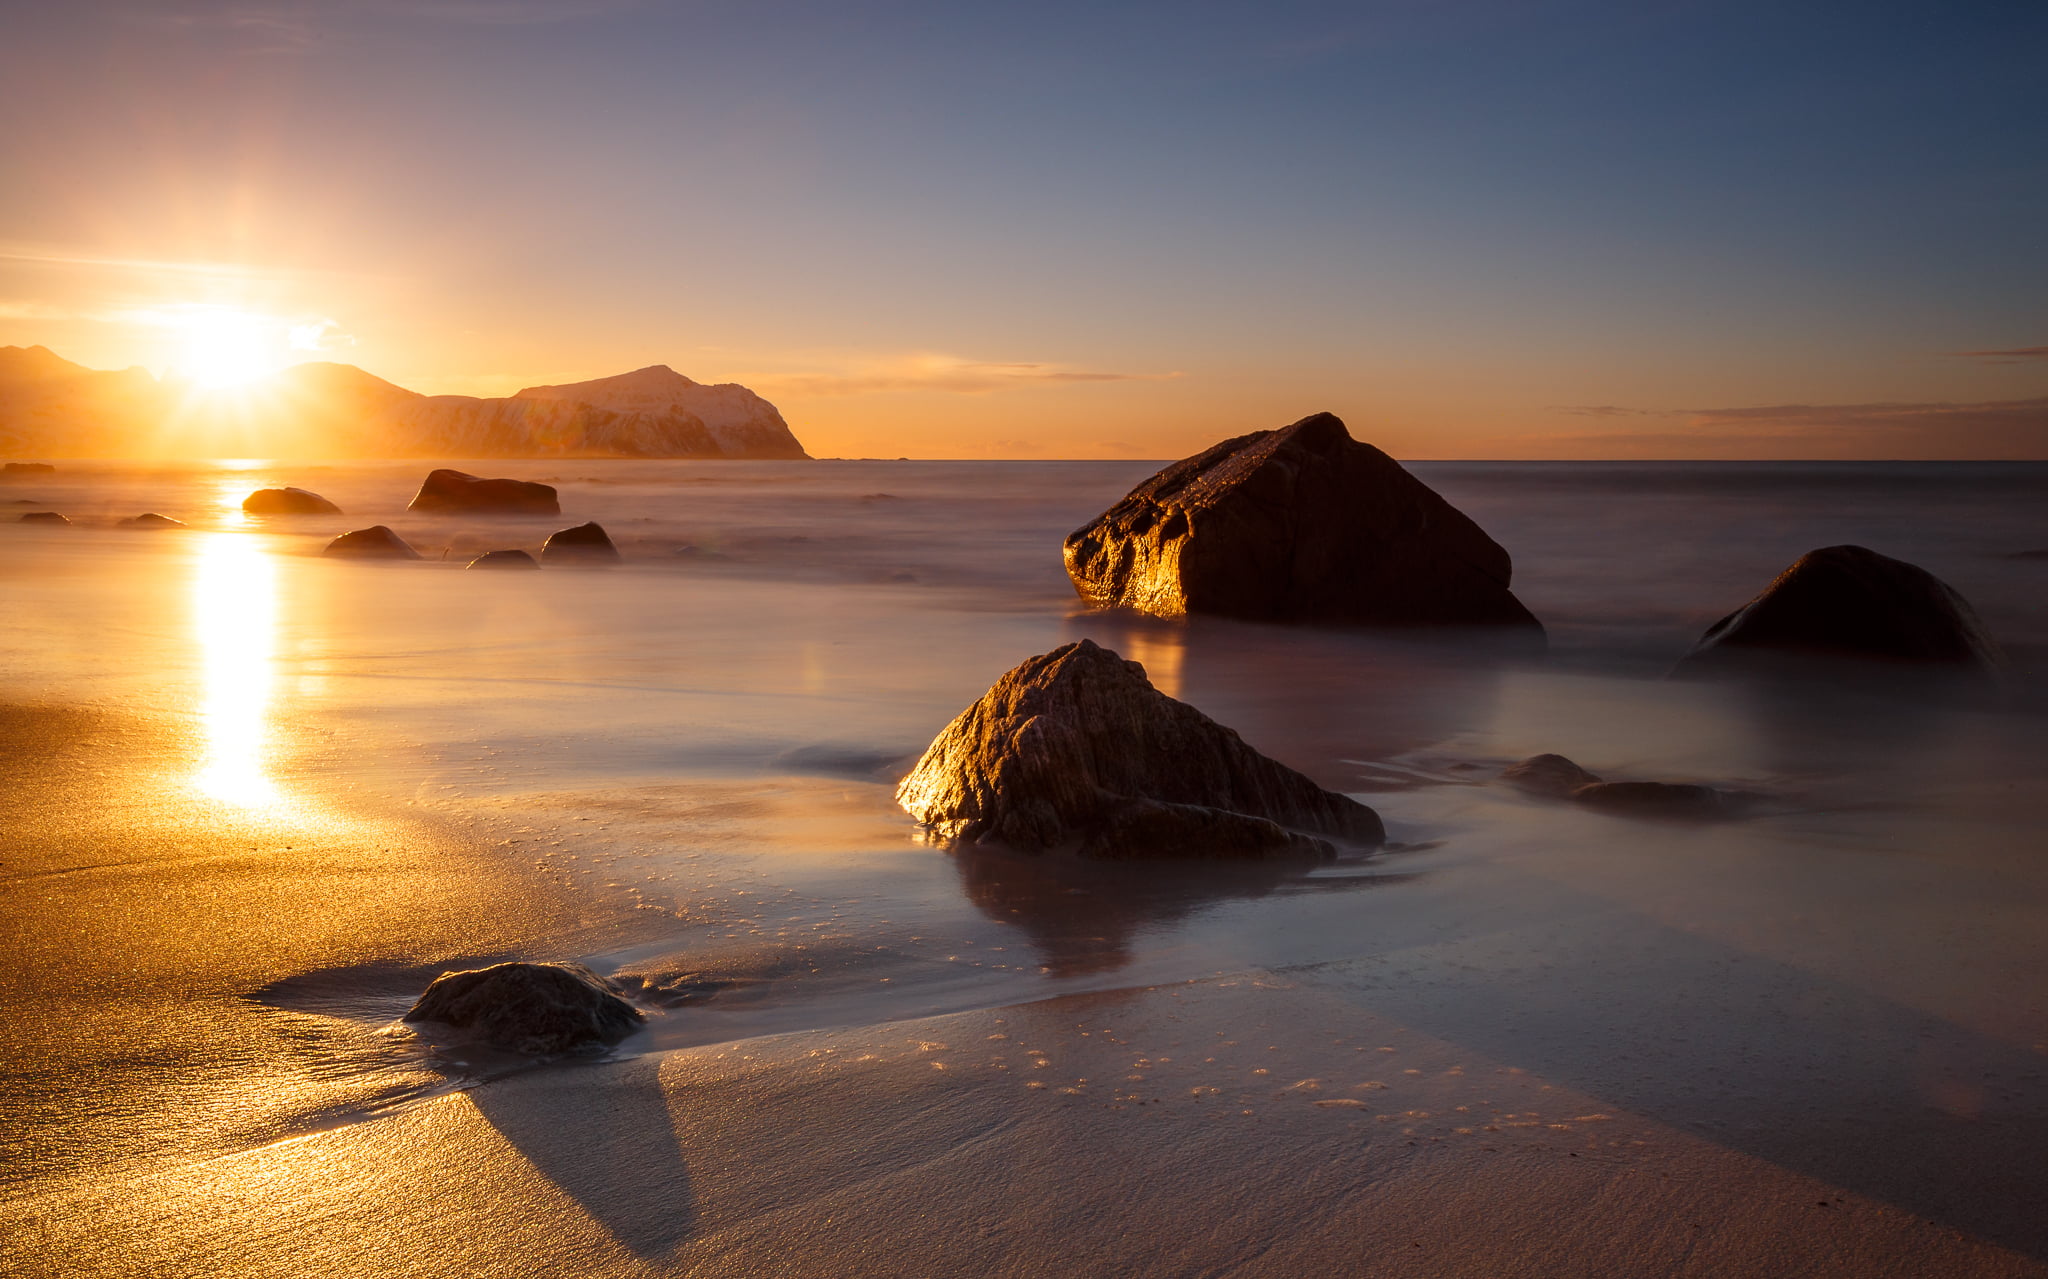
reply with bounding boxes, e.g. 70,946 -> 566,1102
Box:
4,459 -> 2048,1277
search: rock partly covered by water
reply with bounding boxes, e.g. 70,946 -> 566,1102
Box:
897,638 -> 1384,859
3,461 -> 56,474
19,510 -> 67,524
407,468 -> 559,516
1501,754 -> 1731,820
541,521 -> 622,565
1673,545 -> 2002,676
404,961 -> 643,1054
1063,412 -> 1540,629
322,525 -> 422,559
467,549 -> 539,570
120,513 -> 185,528
243,487 -> 341,515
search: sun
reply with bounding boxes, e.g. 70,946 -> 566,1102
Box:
176,308 -> 284,388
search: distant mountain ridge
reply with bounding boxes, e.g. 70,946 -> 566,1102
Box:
0,347 -> 810,459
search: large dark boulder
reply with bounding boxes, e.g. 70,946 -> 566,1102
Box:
467,548 -> 539,570
541,521 -> 622,565
3,462 -> 56,475
322,525 -> 422,559
1672,545 -> 2002,676
407,468 -> 559,515
897,639 -> 1383,860
404,961 -> 643,1054
19,511 -> 68,524
243,487 -> 341,515
120,513 -> 185,529
1063,413 -> 1540,629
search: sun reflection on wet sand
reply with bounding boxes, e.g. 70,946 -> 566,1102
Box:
193,532 -> 284,807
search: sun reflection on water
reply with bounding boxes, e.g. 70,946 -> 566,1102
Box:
193,532 -> 284,807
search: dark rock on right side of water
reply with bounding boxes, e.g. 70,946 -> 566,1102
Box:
1672,545 -> 2002,677
1063,412 -> 1541,630
120,513 -> 186,528
322,525 -> 422,559
19,510 -> 68,524
407,468 -> 559,515
243,487 -> 342,515
403,961 -> 644,1054
467,548 -> 540,570
540,521 -> 621,565
897,638 -> 1383,860
3,461 -> 57,475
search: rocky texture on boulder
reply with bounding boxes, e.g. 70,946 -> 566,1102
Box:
243,487 -> 341,515
1063,413 -> 1540,629
322,525 -> 422,559
3,461 -> 55,474
19,510 -> 67,524
897,639 -> 1383,859
1500,754 -> 1732,820
541,521 -> 622,565
403,961 -> 643,1054
1673,545 -> 2002,676
407,468 -> 559,515
120,513 -> 185,528
467,549 -> 539,570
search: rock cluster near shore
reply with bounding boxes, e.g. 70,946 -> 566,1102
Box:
1674,544 -> 2002,676
1064,412 -> 1540,631
897,638 -> 1383,860
1502,753 -> 1732,820
404,961 -> 643,1054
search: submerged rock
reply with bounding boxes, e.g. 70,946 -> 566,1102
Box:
243,486 -> 341,515
404,961 -> 643,1054
467,548 -> 539,570
540,521 -> 622,565
18,510 -> 67,524
897,638 -> 1383,860
1673,545 -> 2001,676
407,468 -> 559,515
1499,753 -> 1603,797
1500,754 -> 1734,821
322,525 -> 422,559
120,512 -> 185,528
1063,412 -> 1540,629
3,461 -> 56,475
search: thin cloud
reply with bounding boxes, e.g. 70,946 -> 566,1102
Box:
1531,396 -> 2048,458
1551,405 -> 1668,418
1952,345 -> 2048,363
761,354 -> 1182,396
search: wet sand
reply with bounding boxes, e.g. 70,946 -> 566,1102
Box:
4,460 -> 2048,1276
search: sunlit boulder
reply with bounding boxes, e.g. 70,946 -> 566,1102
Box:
540,520 -> 622,565
1063,412 -> 1541,630
467,549 -> 539,570
322,525 -> 422,560
404,961 -> 643,1054
243,486 -> 341,515
407,468 -> 558,515
897,638 -> 1383,860
1672,545 -> 2002,676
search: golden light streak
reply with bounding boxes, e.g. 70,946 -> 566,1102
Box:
192,533 -> 285,808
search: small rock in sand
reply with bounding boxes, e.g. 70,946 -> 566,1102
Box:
19,511 -> 68,524
3,461 -> 56,475
1501,753 -> 1736,821
322,525 -> 422,560
243,487 -> 342,515
404,961 -> 643,1054
540,521 -> 621,565
120,513 -> 186,528
1499,753 -> 1602,797
467,549 -> 540,570
897,638 -> 1383,860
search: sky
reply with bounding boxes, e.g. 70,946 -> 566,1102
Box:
1,0 -> 2044,458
